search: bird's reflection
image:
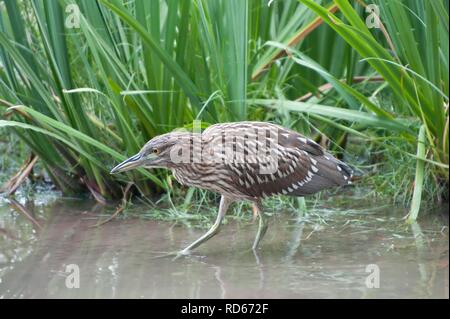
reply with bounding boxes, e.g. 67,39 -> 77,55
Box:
284,217 -> 305,262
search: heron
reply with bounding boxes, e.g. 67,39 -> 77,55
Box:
110,121 -> 353,256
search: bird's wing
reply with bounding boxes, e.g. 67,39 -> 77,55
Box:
202,122 -> 353,198
204,122 -> 353,197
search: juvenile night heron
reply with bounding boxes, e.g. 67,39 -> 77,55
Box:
111,122 -> 353,256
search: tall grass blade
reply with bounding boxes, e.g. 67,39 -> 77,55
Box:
407,125 -> 426,222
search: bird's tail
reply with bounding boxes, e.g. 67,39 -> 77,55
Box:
329,157 -> 364,184
316,154 -> 353,186
292,154 -> 353,196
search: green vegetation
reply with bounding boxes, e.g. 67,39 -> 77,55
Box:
0,0 -> 448,220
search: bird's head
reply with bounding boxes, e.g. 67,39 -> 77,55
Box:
110,131 -> 193,174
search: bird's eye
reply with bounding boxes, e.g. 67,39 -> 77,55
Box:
152,148 -> 160,155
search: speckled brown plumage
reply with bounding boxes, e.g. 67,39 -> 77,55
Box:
170,122 -> 353,200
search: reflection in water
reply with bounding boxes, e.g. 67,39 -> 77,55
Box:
0,196 -> 448,298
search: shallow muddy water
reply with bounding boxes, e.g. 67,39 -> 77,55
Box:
0,196 -> 448,298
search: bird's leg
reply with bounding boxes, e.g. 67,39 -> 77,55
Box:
178,195 -> 233,256
252,202 -> 268,250
251,203 -> 258,223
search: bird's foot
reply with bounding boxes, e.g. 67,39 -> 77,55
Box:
172,249 -> 192,261
150,249 -> 192,261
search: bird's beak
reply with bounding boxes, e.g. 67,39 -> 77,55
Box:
110,153 -> 145,174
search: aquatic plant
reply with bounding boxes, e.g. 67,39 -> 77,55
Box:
0,0 -> 448,220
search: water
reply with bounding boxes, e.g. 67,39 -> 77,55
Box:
0,196 -> 448,298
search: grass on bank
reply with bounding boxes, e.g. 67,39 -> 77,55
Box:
0,0 -> 448,221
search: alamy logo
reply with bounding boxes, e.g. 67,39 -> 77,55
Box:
65,264 -> 80,289
366,4 -> 381,29
65,4 -> 80,29
167,121 -> 280,174
365,264 -> 380,288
